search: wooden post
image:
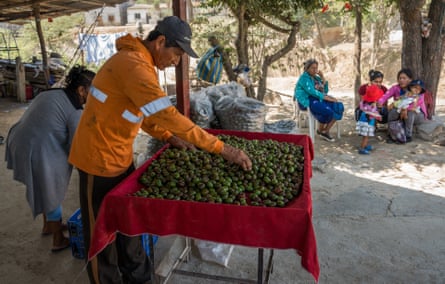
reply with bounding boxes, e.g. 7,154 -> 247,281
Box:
15,56 -> 26,103
80,25 -> 85,66
172,0 -> 190,117
32,3 -> 50,89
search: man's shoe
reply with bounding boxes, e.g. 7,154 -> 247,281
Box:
358,148 -> 370,155
406,136 -> 412,143
320,132 -> 335,142
364,145 -> 373,151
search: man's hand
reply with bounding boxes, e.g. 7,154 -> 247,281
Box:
221,144 -> 252,171
166,136 -> 196,151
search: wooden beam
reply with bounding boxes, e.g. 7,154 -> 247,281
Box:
0,0 -> 122,10
172,0 -> 191,117
32,3 -> 50,89
0,0 -> 126,22
15,56 -> 26,102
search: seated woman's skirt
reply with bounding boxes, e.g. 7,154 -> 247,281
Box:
306,97 -> 344,124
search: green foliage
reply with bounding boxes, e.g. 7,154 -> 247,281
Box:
192,14 -> 237,56
11,13 -> 85,64
195,0 -> 322,85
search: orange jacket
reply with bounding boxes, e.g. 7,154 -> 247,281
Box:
69,34 -> 223,177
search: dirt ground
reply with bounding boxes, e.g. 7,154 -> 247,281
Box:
1,77 -> 445,284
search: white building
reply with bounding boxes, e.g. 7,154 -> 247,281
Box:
127,4 -> 153,25
85,2 -> 133,26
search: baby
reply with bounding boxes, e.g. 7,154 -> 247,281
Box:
394,93 -> 418,113
394,80 -> 425,113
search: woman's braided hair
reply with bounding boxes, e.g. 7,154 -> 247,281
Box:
64,65 -> 95,109
65,65 -> 95,91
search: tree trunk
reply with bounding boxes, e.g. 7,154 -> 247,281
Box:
369,1 -> 391,68
257,24 -> 299,102
234,4 -> 255,98
371,21 -> 386,69
369,22 -> 376,67
399,0 -> 425,78
221,49 -> 237,82
313,13 -> 325,48
353,3 -> 363,107
421,0 -> 445,115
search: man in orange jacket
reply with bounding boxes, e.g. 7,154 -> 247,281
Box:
69,16 -> 252,283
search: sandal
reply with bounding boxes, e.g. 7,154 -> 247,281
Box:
51,237 -> 70,252
42,223 -> 68,236
358,148 -> 370,155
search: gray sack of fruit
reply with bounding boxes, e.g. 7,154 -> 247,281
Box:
214,95 -> 266,132
190,90 -> 216,128
264,119 -> 299,134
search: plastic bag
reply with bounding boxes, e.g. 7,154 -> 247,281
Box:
214,95 -> 266,132
264,120 -> 299,134
189,90 -> 216,128
217,82 -> 247,97
205,82 -> 246,107
388,120 -> 406,143
196,46 -> 223,84
194,239 -> 234,267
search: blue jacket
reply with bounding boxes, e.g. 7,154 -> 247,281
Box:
294,71 -> 328,108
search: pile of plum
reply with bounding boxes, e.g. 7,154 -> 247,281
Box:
134,135 -> 304,207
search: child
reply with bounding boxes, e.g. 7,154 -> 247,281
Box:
405,80 -> 425,113
356,85 -> 384,154
394,91 -> 419,113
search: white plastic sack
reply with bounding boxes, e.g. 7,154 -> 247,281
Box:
194,239 -> 234,267
205,82 -> 246,107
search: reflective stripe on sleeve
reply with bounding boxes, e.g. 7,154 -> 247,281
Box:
122,110 -> 143,123
140,97 -> 172,117
90,86 -> 108,103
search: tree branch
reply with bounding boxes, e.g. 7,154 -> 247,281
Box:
252,14 -> 296,34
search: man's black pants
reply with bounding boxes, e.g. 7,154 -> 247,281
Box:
78,165 -> 150,284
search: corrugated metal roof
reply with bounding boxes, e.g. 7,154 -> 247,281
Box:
0,0 -> 128,23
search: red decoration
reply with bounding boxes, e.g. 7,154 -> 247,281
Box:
344,2 -> 352,11
48,17 -> 53,22
321,4 -> 329,13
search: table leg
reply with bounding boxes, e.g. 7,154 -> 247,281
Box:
149,235 -> 156,283
158,237 -> 192,284
258,248 -> 263,284
265,249 -> 274,283
158,243 -> 274,284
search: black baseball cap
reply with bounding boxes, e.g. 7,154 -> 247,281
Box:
409,79 -> 426,93
155,16 -> 198,58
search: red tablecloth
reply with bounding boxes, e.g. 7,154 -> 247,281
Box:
89,130 -> 319,282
